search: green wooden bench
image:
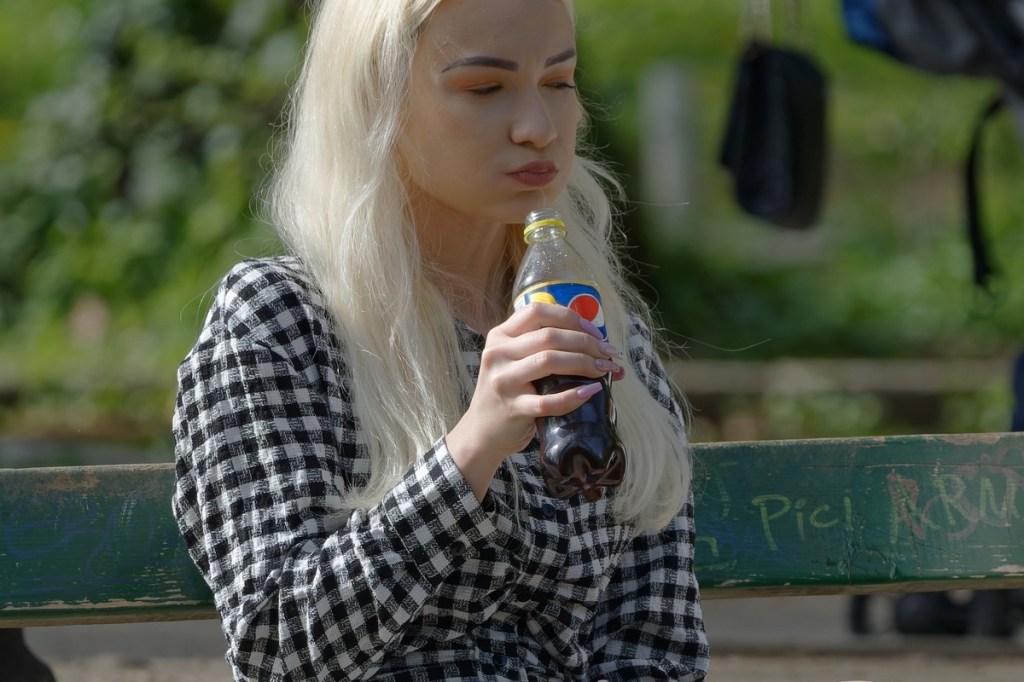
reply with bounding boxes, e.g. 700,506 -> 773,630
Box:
3,432 -> 1024,627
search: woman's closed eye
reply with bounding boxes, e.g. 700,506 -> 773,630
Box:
468,81 -> 575,96
468,84 -> 503,95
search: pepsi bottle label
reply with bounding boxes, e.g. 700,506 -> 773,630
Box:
513,280 -> 607,340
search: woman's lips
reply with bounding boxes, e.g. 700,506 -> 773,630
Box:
508,161 -> 558,187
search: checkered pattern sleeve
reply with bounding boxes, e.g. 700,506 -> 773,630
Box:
171,260 -> 501,680
584,318 -> 710,681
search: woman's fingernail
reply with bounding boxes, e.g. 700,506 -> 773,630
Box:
595,359 -> 618,373
600,342 -> 622,358
611,365 -> 626,381
579,318 -> 603,340
576,382 -> 604,399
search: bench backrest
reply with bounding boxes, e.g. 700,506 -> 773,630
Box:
3,432 -> 1024,627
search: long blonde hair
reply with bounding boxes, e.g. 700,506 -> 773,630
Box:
267,0 -> 689,531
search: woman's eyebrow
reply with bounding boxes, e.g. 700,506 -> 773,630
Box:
442,55 -> 518,72
544,47 -> 576,67
441,47 -> 577,73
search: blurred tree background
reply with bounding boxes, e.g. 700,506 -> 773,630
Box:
1,0 -> 1022,459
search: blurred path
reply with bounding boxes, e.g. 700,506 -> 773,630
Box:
24,595 -> 1024,681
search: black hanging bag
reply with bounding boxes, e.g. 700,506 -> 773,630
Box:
720,38 -> 829,229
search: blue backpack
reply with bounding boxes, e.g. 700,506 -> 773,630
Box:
841,0 -> 1024,290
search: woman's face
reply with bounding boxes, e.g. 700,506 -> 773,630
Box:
399,0 -> 579,228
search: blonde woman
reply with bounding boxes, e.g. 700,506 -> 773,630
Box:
172,0 -> 709,679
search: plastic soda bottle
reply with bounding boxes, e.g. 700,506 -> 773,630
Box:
511,208 -> 626,500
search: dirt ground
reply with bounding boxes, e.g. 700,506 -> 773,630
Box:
37,652 -> 1024,682
711,651 -> 1024,682
27,594 -> 1024,681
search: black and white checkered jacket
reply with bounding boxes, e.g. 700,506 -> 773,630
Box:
172,257 -> 709,681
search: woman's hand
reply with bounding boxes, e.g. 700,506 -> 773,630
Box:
445,302 -> 624,501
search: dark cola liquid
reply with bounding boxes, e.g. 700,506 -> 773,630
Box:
533,374 -> 625,500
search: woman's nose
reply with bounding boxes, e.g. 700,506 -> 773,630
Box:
510,91 -> 558,148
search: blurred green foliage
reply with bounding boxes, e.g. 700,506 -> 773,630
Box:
1,0 -> 304,439
1,0 -> 1022,443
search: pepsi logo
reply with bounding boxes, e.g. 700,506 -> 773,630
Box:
569,293 -> 604,328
